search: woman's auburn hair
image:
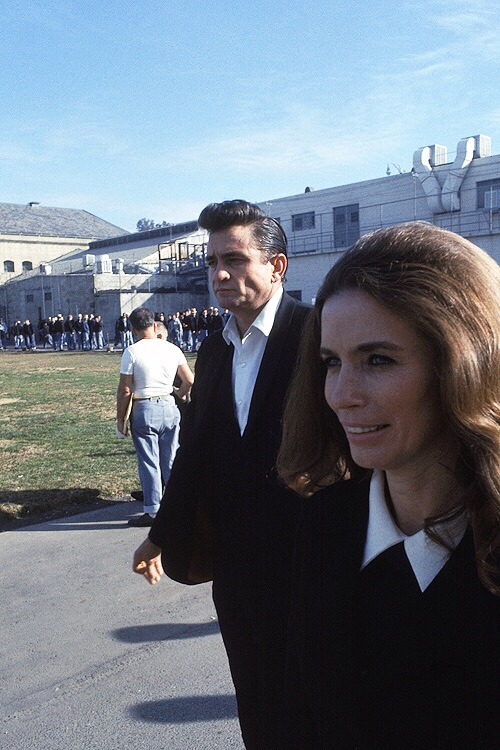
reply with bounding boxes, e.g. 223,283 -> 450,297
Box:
277,221 -> 500,594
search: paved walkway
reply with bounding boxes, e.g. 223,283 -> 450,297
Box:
0,501 -> 243,749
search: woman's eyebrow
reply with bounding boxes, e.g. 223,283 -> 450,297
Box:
357,341 -> 403,352
319,341 -> 403,356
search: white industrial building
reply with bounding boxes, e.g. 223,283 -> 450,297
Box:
0,202 -> 127,286
2,133 -> 499,329
259,134 -> 500,303
0,221 -> 209,329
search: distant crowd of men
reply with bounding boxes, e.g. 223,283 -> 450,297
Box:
0,313 -> 106,351
115,306 -> 229,353
0,305 -> 230,352
162,306 -> 229,352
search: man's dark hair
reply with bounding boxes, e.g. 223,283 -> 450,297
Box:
198,199 -> 287,260
129,307 -> 155,331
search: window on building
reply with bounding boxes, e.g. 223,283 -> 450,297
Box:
4,260 -> 15,272
22,261 -> 33,271
477,179 -> 500,209
44,292 -> 52,301
26,294 -> 34,303
333,204 -> 360,248
292,212 -> 315,232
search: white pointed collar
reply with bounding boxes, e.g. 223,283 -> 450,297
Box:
362,470 -> 467,592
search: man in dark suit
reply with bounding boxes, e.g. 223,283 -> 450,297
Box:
133,200 -> 310,749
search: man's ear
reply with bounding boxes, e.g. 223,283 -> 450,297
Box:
271,253 -> 287,282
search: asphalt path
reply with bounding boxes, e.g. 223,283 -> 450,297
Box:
0,501 -> 243,749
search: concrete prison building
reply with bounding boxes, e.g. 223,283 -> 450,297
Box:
1,218 -> 209,329
0,201 -> 127,286
258,134 -> 500,304
1,133 -> 499,326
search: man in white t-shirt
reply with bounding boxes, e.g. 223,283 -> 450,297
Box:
116,307 -> 194,527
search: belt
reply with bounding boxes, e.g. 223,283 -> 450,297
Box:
133,393 -> 173,401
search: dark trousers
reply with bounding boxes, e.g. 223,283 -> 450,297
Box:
213,575 -> 286,750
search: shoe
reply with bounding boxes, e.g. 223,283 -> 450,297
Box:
130,490 -> 144,501
127,513 -> 154,527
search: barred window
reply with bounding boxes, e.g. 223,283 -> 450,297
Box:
477,179 -> 500,209
333,204 -> 360,248
292,212 -> 315,232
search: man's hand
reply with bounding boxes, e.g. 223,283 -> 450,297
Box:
133,538 -> 164,585
172,386 -> 187,403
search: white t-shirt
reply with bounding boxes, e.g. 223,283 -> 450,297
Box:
120,338 -> 187,398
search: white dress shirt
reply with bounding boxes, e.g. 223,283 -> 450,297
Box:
222,287 -> 283,434
362,470 -> 467,592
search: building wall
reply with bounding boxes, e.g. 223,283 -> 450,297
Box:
48,228 -> 208,275
261,174 -> 432,304
0,227 -> 211,329
1,273 -> 97,326
0,270 -> 209,333
432,153 -> 500,259
260,139 -> 500,304
3,137 -> 498,320
0,235 -> 94,285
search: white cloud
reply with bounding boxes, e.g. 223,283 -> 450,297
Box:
138,93 -> 404,183
0,113 -> 130,168
0,140 -> 48,163
422,1 -> 500,60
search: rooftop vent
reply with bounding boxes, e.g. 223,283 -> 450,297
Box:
429,145 -> 447,167
471,134 -> 491,159
95,254 -> 112,274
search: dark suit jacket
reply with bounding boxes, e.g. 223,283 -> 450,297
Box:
285,476 -> 500,749
149,292 -> 311,595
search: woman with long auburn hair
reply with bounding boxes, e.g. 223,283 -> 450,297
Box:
277,222 -> 500,749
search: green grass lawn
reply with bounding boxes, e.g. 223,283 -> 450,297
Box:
0,349 -> 197,520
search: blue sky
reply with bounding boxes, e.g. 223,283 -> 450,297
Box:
1,0 -> 499,232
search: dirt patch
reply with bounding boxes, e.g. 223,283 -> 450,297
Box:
1,443 -> 47,473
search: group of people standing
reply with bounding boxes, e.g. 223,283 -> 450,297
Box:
40,313 -> 105,351
165,306 -> 229,352
2,313 -> 106,351
3,306 -> 230,354
6,319 -> 37,350
125,199 -> 499,749
114,307 -> 230,354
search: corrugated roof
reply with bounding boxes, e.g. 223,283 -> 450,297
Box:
89,220 -> 199,249
0,202 -> 128,239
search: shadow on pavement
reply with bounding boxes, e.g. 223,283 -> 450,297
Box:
112,620 -> 220,643
129,693 -> 238,723
0,489 -> 131,532
18,520 -> 131,531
